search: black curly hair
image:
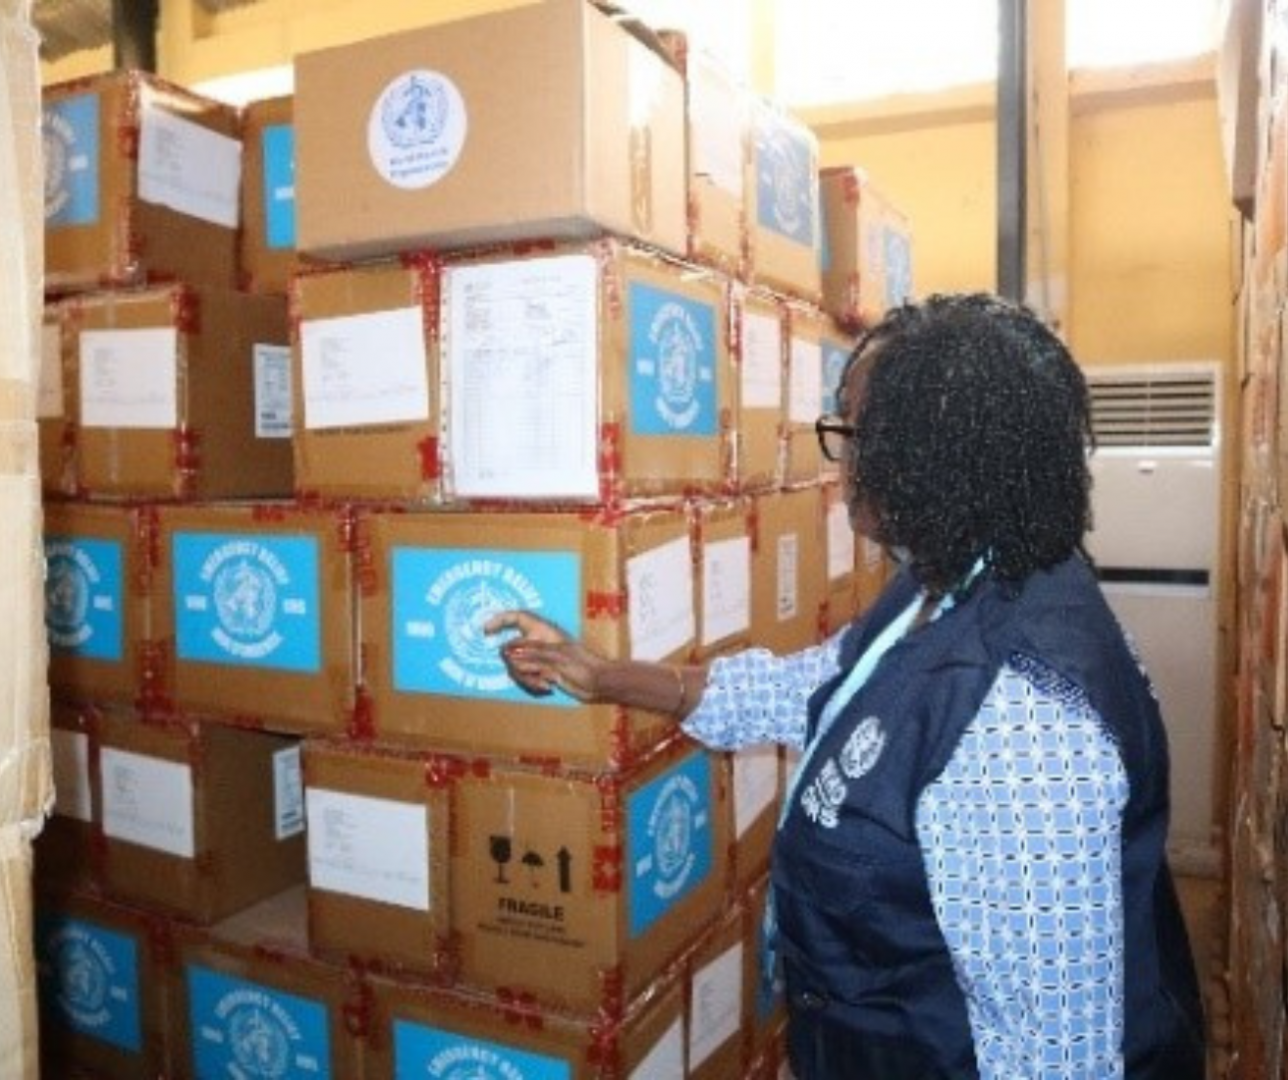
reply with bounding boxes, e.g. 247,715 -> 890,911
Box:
842,292 -> 1094,598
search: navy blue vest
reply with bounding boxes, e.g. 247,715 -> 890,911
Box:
771,556 -> 1204,1079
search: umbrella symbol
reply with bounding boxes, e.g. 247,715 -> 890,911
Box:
521,849 -> 545,887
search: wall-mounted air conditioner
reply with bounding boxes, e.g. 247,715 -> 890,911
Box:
1082,362 -> 1222,875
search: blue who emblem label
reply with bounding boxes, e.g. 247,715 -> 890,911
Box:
755,115 -> 816,247
392,547 -> 581,704
43,93 -> 100,227
367,69 -> 468,190
628,283 -> 717,437
393,1020 -> 572,1080
44,535 -> 124,662
261,123 -> 297,250
36,914 -> 142,1053
627,753 -> 714,937
173,532 -> 322,673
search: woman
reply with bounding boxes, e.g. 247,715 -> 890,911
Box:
487,293 -> 1205,1079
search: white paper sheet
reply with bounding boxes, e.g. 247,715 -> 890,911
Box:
828,500 -> 855,580
38,319 -> 62,419
300,306 -> 430,430
627,535 -> 696,662
701,535 -> 750,646
690,53 -> 746,197
100,748 -> 195,858
776,531 -> 799,621
688,942 -> 744,1070
629,1017 -> 684,1080
788,336 -> 823,423
138,100 -> 241,228
306,788 -> 430,912
50,727 -> 91,823
445,255 -> 600,498
79,327 -> 178,429
740,309 -> 782,410
733,745 -> 778,837
273,745 -> 304,840
253,343 -> 292,439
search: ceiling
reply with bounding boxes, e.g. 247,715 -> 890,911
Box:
33,0 -> 262,61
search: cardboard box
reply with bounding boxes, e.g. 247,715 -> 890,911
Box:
684,901 -> 746,1079
290,257 -> 441,504
33,702 -> 98,896
749,487 -> 828,654
660,32 -> 749,279
303,739 -> 453,981
239,94 -> 308,295
149,503 -> 358,735
66,284 -> 293,500
820,166 -> 914,330
781,303 -> 827,487
168,886 -> 366,1079
96,711 -> 307,924
38,300 -> 77,497
741,875 -> 787,1065
34,885 -> 174,1080
439,240 -> 733,505
731,286 -> 785,493
450,738 -> 729,1016
43,70 -> 241,294
358,505 -> 688,768
821,480 -> 860,634
364,963 -> 687,1080
723,746 -> 779,895
748,99 -> 821,302
694,499 -> 754,661
295,0 -> 687,261
43,501 -> 151,707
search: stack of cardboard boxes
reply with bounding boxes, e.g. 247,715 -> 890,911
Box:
33,2 -> 914,1076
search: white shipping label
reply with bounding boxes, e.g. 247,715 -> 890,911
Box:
300,306 -> 430,430
79,327 -> 179,429
272,745 -> 304,840
689,942 -> 744,1070
367,69 -> 468,191
733,745 -> 778,837
828,501 -> 855,580
38,320 -> 63,419
253,343 -> 292,439
690,54 -> 746,197
306,788 -> 430,912
100,748 -> 195,858
740,309 -> 782,410
138,101 -> 241,228
51,727 -> 92,823
777,532 -> 799,621
788,337 -> 823,423
701,535 -> 751,646
629,1017 -> 684,1080
627,535 -> 696,662
445,256 -> 600,499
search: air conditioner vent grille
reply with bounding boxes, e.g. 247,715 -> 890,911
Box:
1086,369 -> 1216,448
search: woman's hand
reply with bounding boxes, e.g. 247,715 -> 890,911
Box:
485,610 -> 605,703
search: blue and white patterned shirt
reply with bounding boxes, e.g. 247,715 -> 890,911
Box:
682,633 -> 1129,1080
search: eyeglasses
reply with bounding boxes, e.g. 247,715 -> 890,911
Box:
815,416 -> 858,463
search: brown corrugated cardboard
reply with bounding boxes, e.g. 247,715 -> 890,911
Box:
43,501 -> 151,707
358,505 -> 688,768
659,31 -> 750,280
684,900 -> 747,1079
451,737 -> 729,1016
290,257 -> 441,504
34,883 -> 174,1080
748,487 -> 828,654
149,503 -> 357,735
781,303 -> 827,488
720,743 -> 779,897
730,286 -> 785,493
820,166 -> 914,330
238,95 -> 310,295
818,316 -> 857,484
96,712 -> 306,924
439,240 -> 733,505
302,739 -> 452,981
33,702 -> 98,896
43,70 -> 241,294
66,284 -> 294,501
0,829 -> 38,1080
748,99 -> 821,302
821,480 -> 861,635
37,300 -> 76,497
693,498 -> 754,661
168,886 -> 366,1079
364,962 -> 687,1078
294,0 -> 686,261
